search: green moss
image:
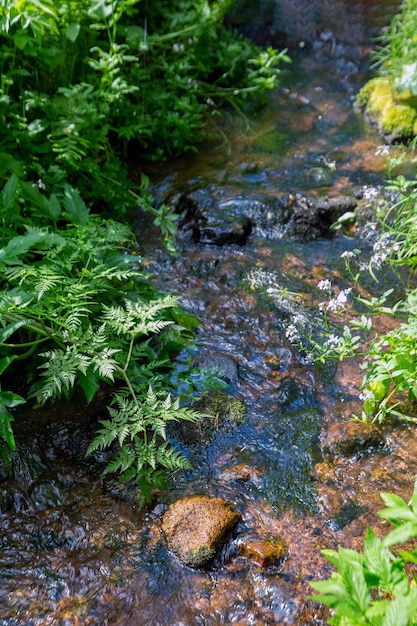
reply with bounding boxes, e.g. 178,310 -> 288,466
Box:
380,101 -> 416,138
356,77 -> 392,114
356,77 -> 417,140
184,544 -> 216,567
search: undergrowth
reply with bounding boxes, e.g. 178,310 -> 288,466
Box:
310,488 -> 417,625
0,0 -> 289,496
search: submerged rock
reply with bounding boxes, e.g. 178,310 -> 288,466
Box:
162,495 -> 241,567
168,190 -> 253,246
165,186 -> 358,245
238,533 -> 289,568
283,194 -> 358,240
193,215 -> 252,246
170,389 -> 246,447
321,421 -> 385,459
193,351 -> 239,384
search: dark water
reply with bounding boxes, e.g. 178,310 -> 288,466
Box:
2,1 -> 415,624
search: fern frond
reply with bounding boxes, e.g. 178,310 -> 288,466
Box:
156,442 -> 192,471
36,347 -> 91,403
101,296 -> 177,337
4,266 -> 36,286
102,446 -> 135,476
63,308 -> 90,333
91,347 -> 121,381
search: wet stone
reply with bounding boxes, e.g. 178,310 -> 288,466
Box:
193,215 -> 253,246
284,194 -> 358,241
238,534 -> 289,568
321,421 -> 385,459
219,464 -> 262,485
162,495 -> 241,568
170,389 -> 246,447
193,351 -> 239,383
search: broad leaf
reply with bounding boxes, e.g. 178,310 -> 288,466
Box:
63,184 -> 89,225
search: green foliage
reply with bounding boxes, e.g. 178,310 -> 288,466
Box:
0,176 -> 210,495
87,387 -> 204,497
310,489 -> 417,625
356,0 -> 417,141
0,0 -> 289,178
0,1 -> 288,493
372,0 -> 417,95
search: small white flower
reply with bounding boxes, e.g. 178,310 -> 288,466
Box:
362,186 -> 379,201
326,288 -> 351,311
359,389 -> 374,402
293,313 -> 307,326
375,145 -> 390,157
341,250 -> 356,259
318,279 -> 332,291
327,334 -> 340,348
326,298 -> 338,312
285,324 -> 300,342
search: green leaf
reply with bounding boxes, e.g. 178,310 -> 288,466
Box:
0,405 -> 15,450
65,23 -> 80,42
1,173 -> 19,209
0,391 -> 25,450
0,232 -> 46,265
0,356 -> 16,376
346,562 -> 371,613
63,184 -> 89,225
383,522 -> 417,547
364,527 -> 392,587
79,367 -> 101,403
381,597 -> 410,626
0,390 -> 26,409
0,319 -> 29,344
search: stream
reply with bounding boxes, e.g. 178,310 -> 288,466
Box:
2,1 -> 417,624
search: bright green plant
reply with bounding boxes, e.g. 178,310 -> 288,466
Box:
310,489 -> 417,625
0,177 -> 211,496
372,0 -> 417,94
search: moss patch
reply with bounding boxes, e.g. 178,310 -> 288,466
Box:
355,77 -> 417,141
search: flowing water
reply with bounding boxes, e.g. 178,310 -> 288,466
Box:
3,1 -> 417,624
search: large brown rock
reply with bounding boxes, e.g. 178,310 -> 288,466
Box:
162,495 -> 241,568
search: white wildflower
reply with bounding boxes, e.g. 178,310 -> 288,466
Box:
327,288 -> 351,311
341,250 -> 356,260
375,145 -> 390,157
285,324 -> 300,342
359,389 -> 374,402
327,334 -> 340,348
362,186 -> 379,201
318,279 -> 332,291
292,313 -> 307,326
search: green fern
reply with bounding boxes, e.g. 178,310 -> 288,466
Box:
86,386 -> 202,495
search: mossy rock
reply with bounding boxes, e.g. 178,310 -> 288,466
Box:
356,77 -> 417,141
169,389 -> 246,447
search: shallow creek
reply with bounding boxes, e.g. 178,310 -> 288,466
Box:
3,1 -> 417,624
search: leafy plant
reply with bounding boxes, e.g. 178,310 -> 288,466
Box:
0,1 -> 289,495
309,489 -> 417,625
0,178 -> 208,496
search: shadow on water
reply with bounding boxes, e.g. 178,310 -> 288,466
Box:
3,1 -> 416,624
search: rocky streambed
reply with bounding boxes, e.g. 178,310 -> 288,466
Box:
3,1 -> 417,624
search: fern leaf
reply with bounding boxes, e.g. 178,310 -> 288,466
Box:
92,347 -> 121,381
